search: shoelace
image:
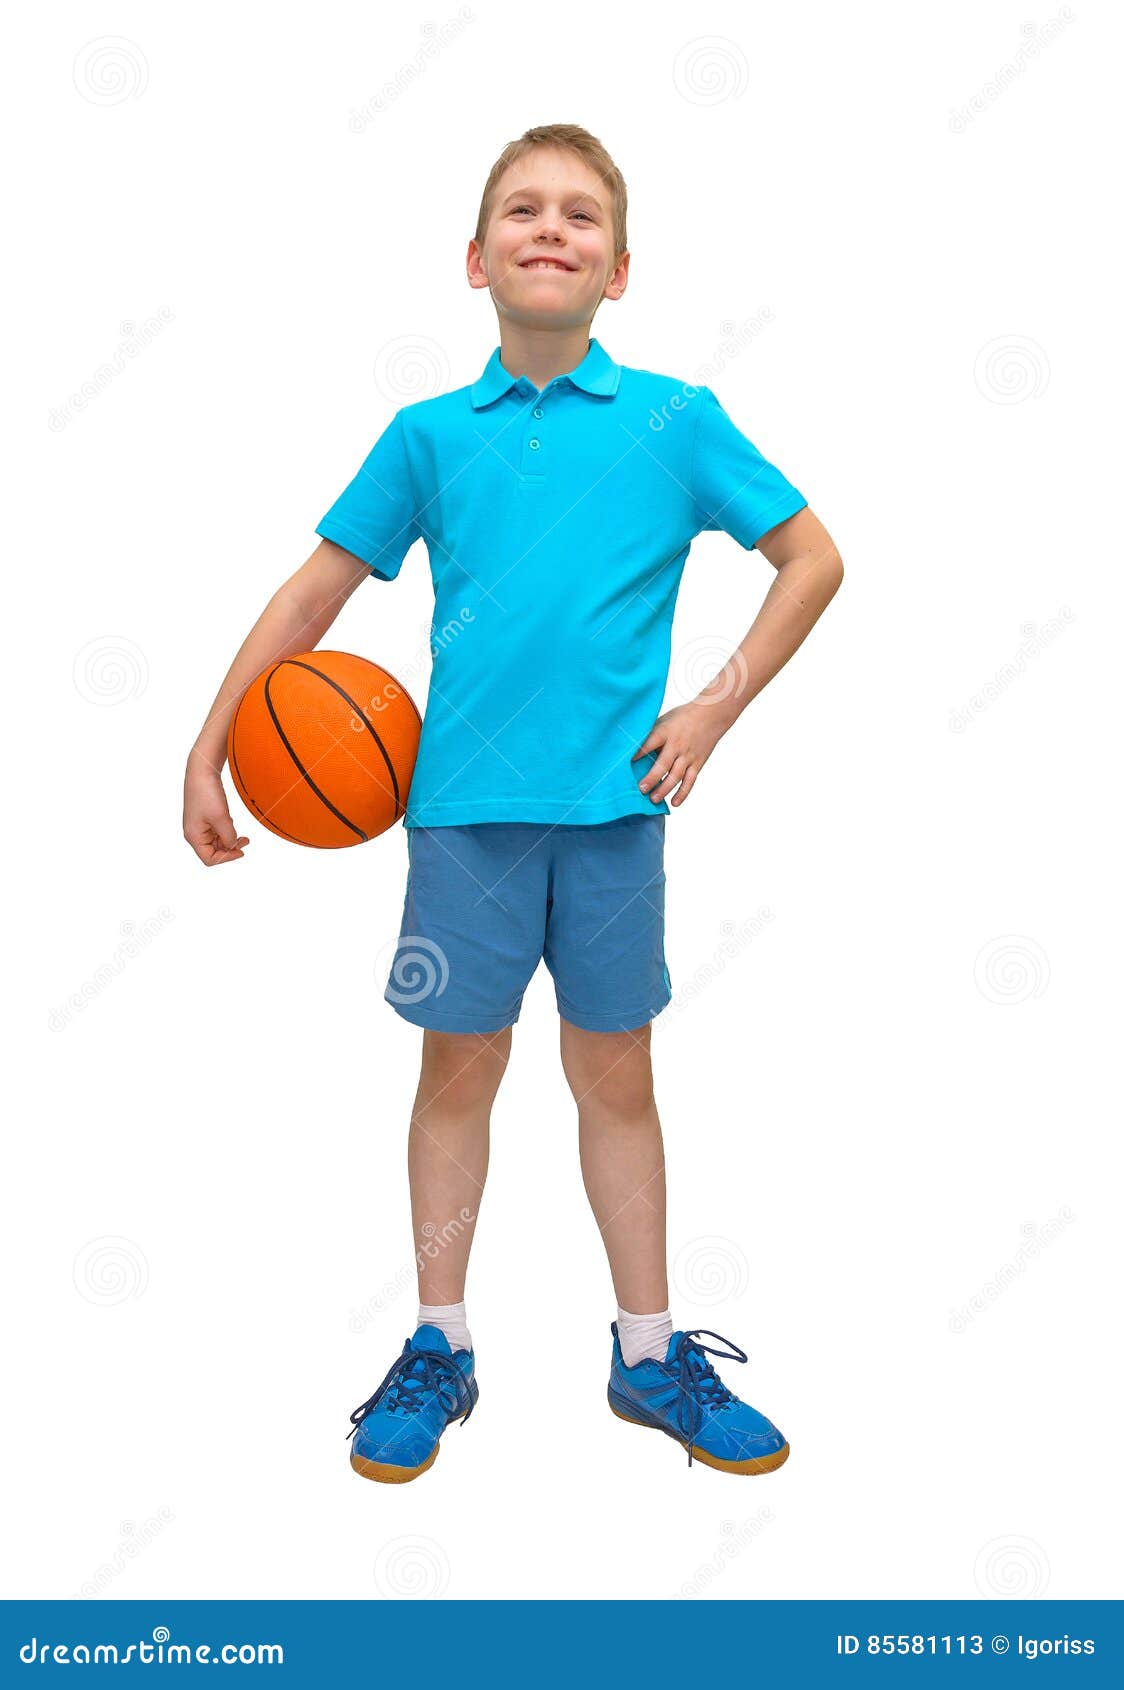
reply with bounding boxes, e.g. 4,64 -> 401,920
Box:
346,1344 -> 475,1441
669,1329 -> 748,1466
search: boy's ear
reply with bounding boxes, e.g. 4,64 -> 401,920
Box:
604,250 -> 630,301
466,238 -> 491,289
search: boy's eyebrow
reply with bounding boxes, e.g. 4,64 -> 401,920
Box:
500,185 -> 604,211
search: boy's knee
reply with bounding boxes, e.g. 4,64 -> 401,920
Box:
419,1025 -> 512,1108
559,1021 -> 654,1117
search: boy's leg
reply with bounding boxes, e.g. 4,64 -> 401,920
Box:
408,1024 -> 512,1304
347,1026 -> 508,1483
558,1017 -> 668,1313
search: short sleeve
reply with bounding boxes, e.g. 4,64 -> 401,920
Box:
691,386 -> 807,550
315,410 -> 422,581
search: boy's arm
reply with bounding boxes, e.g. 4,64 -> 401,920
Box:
633,506 -> 843,808
183,539 -> 369,864
699,504 -> 843,723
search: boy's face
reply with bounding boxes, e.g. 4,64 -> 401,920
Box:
467,145 -> 628,328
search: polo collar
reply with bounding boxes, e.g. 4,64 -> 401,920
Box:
469,336 -> 621,409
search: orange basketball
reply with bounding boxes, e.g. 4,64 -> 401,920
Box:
227,651 -> 421,847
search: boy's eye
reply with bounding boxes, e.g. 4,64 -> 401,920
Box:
511,206 -> 594,221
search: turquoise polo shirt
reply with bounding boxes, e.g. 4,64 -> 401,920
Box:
315,338 -> 807,829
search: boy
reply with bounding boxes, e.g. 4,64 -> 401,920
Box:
183,123 -> 843,1482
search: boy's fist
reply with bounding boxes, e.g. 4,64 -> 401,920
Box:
183,763 -> 250,866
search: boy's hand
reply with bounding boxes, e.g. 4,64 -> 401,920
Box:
631,700 -> 729,808
183,762 -> 250,866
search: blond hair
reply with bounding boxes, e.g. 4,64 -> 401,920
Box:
474,123 -> 628,260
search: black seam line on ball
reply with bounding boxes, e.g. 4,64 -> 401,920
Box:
229,691 -> 307,844
264,664 -> 368,842
283,658 -> 403,820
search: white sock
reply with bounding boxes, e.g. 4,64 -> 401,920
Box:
616,1305 -> 673,1368
417,1301 -> 472,1354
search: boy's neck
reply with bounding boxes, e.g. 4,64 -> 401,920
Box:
495,324 -> 594,393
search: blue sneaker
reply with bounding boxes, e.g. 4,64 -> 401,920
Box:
608,1323 -> 789,1474
347,1324 -> 478,1483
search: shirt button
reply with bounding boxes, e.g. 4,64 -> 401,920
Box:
532,406 -> 543,419
528,437 -> 541,450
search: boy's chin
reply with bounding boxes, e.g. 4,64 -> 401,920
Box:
496,297 -> 592,328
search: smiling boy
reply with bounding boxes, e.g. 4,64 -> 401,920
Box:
184,123 -> 843,1481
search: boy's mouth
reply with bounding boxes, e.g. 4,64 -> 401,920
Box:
518,258 -> 576,272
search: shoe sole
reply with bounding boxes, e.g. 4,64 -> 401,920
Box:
349,1387 -> 478,1484
608,1386 -> 790,1475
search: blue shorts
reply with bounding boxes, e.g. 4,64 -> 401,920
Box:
383,815 -> 672,1034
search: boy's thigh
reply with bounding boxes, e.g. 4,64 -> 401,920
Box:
544,814 -> 672,1034
384,823 -> 549,1034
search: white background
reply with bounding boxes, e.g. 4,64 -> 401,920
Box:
9,0 -> 1121,1602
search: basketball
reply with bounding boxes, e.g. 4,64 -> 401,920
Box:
227,651 -> 421,847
